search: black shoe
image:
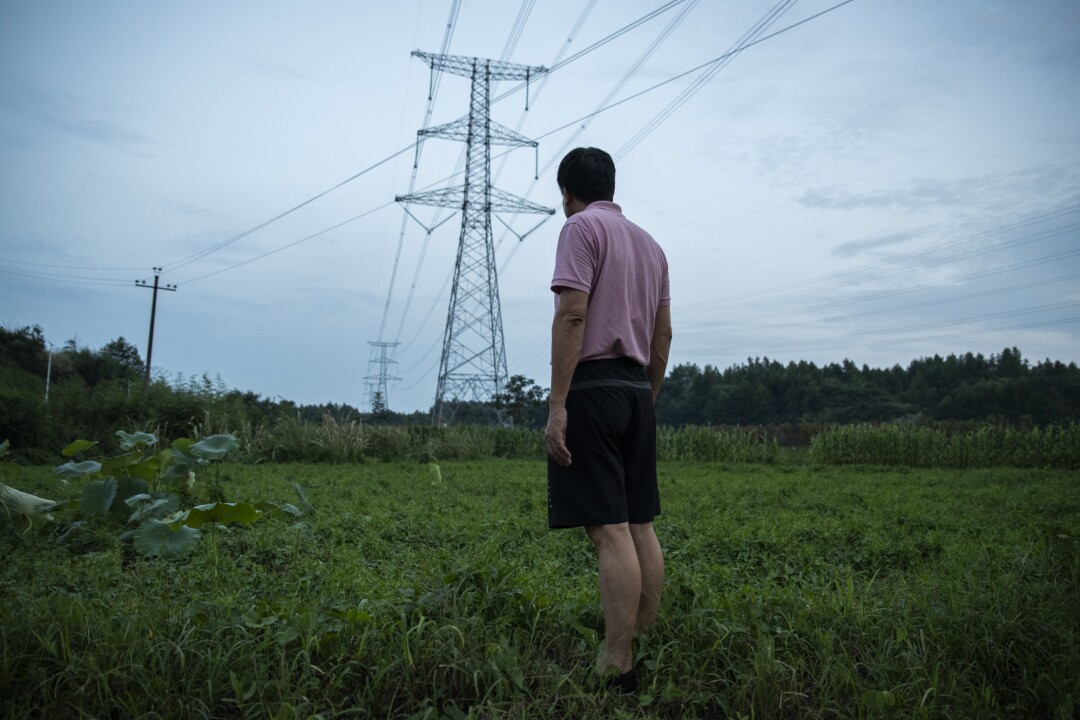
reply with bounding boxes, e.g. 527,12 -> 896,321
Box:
597,668 -> 637,694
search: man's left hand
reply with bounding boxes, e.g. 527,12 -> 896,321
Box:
546,406 -> 572,466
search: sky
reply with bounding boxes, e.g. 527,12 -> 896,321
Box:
2,0 -> 1078,413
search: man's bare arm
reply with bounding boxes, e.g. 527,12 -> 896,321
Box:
648,305 -> 672,400
547,288 -> 589,466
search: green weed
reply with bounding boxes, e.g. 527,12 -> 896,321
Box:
1,461 -> 1077,718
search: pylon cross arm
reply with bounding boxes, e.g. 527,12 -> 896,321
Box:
397,187 -> 554,216
412,50 -> 547,81
421,116 -> 538,148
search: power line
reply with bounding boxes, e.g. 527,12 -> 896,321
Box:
0,258 -> 146,272
162,144 -> 413,276
532,0 -> 857,146
615,0 -> 800,160
498,0 -> 536,63
494,0 -> 853,270
162,0 -> 821,289
175,202 -> 396,284
0,265 -> 132,287
373,0 -> 466,350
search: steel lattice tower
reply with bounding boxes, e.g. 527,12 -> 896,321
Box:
364,341 -> 400,413
397,50 -> 554,425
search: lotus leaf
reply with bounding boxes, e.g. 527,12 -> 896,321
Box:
62,440 -> 98,457
54,460 -> 103,480
133,519 -> 201,559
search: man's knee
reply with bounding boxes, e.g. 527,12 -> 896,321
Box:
586,522 -> 631,549
628,522 -> 657,544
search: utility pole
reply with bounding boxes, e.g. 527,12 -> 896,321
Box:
135,267 -> 177,402
45,345 -> 54,402
397,50 -> 555,425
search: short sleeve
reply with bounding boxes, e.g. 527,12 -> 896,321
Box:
658,250 -> 671,307
551,219 -> 595,295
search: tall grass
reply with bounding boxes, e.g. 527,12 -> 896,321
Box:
810,422 -> 1080,469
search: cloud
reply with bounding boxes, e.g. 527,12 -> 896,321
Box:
0,69 -> 152,151
832,231 -> 919,258
799,178 -> 966,211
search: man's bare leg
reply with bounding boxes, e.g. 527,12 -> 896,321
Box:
629,522 -> 664,633
585,522 -> 641,674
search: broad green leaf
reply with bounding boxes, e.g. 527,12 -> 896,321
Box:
124,463 -> 158,483
79,478 -> 117,516
54,460 -> 102,480
133,519 -> 201,559
115,431 -> 157,451
190,435 -> 239,461
125,493 -> 152,507
274,625 -> 299,646
177,501 -> 260,528
167,440 -> 206,473
172,438 -> 196,453
109,475 -> 150,517
0,439 -> 8,457
1,484 -> 58,521
100,452 -> 143,478
127,494 -> 181,525
62,440 -> 97,457
146,449 -> 174,471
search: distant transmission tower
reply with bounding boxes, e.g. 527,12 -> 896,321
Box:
397,50 -> 555,425
364,341 -> 400,413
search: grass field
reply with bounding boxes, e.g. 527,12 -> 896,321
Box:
2,459 -> 1078,719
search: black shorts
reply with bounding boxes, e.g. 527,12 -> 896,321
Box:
547,358 -> 661,529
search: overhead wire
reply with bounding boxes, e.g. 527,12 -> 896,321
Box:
497,0 -> 856,271
375,0 -> 464,344
493,0 -> 599,185
495,0 -> 702,267
385,0 -> 541,357
614,0 -> 800,160
177,202 -> 397,284
0,265 -> 133,287
499,0 -> 536,62
145,0 -> 847,292
398,0 -> 677,349
164,143 -> 413,280
0,258 -> 147,272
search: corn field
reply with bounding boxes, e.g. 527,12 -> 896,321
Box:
809,422 -> 1080,469
656,425 -> 778,463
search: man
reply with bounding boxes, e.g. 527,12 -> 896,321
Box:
546,147 -> 672,694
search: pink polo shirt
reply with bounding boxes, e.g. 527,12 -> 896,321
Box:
551,201 -> 670,366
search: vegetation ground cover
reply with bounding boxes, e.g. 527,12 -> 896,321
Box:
2,460 -> 1077,719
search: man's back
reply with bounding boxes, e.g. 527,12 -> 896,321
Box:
551,200 -> 669,365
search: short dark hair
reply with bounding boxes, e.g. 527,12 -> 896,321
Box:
557,147 -> 615,204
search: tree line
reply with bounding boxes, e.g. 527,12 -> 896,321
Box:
655,349 -> 1078,428
1,324 -> 1077,461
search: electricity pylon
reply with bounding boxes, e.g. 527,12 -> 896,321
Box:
364,341 -> 400,413
397,50 -> 555,425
